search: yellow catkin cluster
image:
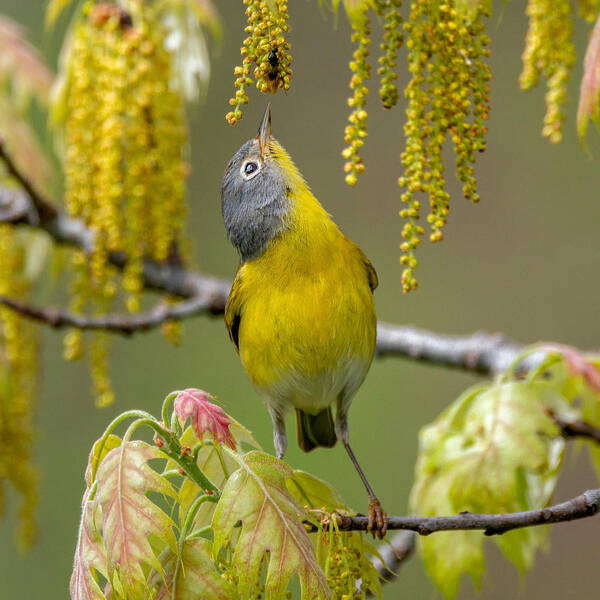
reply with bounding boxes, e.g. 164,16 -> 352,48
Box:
578,0 -> 600,21
398,0 -> 490,292
375,0 -> 404,109
64,3 -> 187,406
217,551 -> 270,599
318,528 -> 376,599
342,3 -> 371,187
226,0 -> 292,125
520,0 -> 576,143
0,226 -> 38,551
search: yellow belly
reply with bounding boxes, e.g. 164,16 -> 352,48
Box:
235,231 -> 376,414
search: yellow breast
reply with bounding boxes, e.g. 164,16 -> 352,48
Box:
227,178 -> 377,414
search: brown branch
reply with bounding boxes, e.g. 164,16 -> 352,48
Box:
0,138 -> 56,221
370,531 -> 415,586
555,417 -> 600,444
0,156 -> 579,377
0,291 -> 224,335
321,488 -> 600,535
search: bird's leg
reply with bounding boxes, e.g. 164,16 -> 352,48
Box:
267,406 -> 287,459
335,402 -> 387,539
342,441 -> 387,539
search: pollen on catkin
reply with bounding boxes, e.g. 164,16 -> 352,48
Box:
316,524 -> 381,599
226,0 -> 292,125
342,2 -> 372,187
398,0 -> 490,292
0,225 -> 39,551
62,3 -> 188,405
577,0 -> 600,24
520,0 -> 576,143
375,0 -> 404,109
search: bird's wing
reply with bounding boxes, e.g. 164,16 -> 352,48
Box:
359,248 -> 378,292
225,268 -> 244,353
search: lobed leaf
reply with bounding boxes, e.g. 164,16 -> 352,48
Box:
150,538 -> 236,600
93,440 -> 177,598
410,380 -> 565,598
287,470 -> 347,512
174,388 -> 236,450
212,451 -> 330,600
169,417 -> 260,530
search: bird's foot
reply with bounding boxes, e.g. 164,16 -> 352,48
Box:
367,497 -> 388,540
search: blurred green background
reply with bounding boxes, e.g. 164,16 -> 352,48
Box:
1,0 -> 599,598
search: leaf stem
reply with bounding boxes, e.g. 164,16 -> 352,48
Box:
161,390 -> 179,429
144,420 -> 221,496
91,410 -> 158,480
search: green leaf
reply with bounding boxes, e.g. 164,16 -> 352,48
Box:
93,440 -> 177,598
179,442 -> 239,529
410,380 -> 565,598
287,470 -> 347,512
212,451 -> 330,600
421,530 -> 484,600
229,417 -> 262,450
150,538 -> 236,600
85,434 -> 121,485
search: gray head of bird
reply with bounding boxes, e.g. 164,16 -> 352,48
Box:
221,104 -> 293,263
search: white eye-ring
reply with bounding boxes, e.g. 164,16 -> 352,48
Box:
241,159 -> 261,180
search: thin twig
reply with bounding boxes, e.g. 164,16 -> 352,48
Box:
322,488 -> 600,535
370,531 -> 415,586
0,290 -> 223,335
555,417 -> 600,444
0,181 -> 581,376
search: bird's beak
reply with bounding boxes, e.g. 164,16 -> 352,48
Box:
257,103 -> 272,158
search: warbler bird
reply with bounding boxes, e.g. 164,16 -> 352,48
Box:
221,105 -> 386,536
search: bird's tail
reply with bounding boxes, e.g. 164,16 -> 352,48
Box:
295,407 -> 337,452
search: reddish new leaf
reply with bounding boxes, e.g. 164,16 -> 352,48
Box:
174,388 -> 236,450
93,440 -> 177,598
577,15 -> 600,139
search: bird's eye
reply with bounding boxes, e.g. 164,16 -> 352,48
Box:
240,159 -> 261,180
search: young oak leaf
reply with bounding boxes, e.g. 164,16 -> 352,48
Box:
541,344 -> 600,394
92,440 -> 177,598
177,440 -> 241,530
168,403 -> 260,531
212,451 -> 330,600
577,14 -> 600,139
70,487 -> 108,600
71,434 -> 123,600
410,381 -> 565,598
529,346 -> 600,481
149,538 -> 236,600
287,470 -> 347,512
174,388 -> 237,450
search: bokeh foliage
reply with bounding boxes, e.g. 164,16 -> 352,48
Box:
0,0 -> 600,598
